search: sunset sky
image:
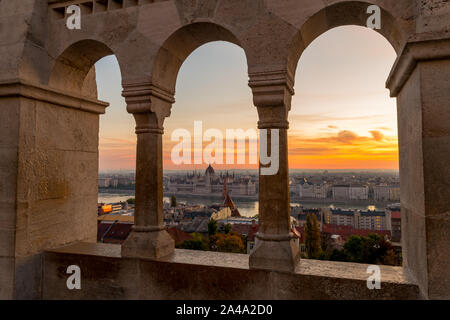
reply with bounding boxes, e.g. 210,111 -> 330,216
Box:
96,26 -> 399,172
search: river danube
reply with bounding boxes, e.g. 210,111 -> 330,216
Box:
98,192 -> 382,218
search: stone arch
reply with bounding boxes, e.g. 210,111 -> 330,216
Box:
48,39 -> 121,97
287,1 -> 406,76
150,22 -> 248,95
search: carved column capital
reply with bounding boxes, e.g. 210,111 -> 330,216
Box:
248,70 -> 294,129
122,82 -> 175,133
387,37 -> 450,97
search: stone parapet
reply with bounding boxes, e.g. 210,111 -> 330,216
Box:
42,243 -> 421,300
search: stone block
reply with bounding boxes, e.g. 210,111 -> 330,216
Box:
249,238 -> 299,273
122,229 -> 175,260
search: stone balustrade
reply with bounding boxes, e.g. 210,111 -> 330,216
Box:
42,242 -> 420,300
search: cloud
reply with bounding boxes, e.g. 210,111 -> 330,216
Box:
369,130 -> 385,141
288,130 -> 398,157
289,146 -> 340,156
335,130 -> 360,144
298,130 -> 371,145
289,113 -> 391,123
375,126 -> 393,131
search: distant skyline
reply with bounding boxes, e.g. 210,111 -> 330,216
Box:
99,168 -> 399,174
96,26 -> 399,171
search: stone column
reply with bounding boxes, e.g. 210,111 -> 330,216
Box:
121,83 -> 175,259
248,71 -> 300,272
0,79 -> 108,299
387,38 -> 450,299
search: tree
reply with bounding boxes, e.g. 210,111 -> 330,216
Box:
208,218 -> 218,237
170,195 -> 177,207
342,233 -> 399,265
176,233 -> 208,251
215,233 -> 245,253
305,214 -> 322,259
224,223 -> 232,234
311,214 -> 322,254
305,214 -> 313,258
382,248 -> 398,266
315,233 -> 400,265
320,232 -> 333,255
329,249 -> 349,262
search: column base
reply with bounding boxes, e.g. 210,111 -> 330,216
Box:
121,228 -> 174,260
249,234 -> 300,273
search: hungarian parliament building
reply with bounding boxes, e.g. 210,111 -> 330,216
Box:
166,165 -> 257,197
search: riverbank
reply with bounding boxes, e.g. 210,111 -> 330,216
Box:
164,192 -> 258,201
98,188 -> 394,207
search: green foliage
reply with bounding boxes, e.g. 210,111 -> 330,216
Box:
213,232 -> 246,253
176,233 -> 208,251
191,232 -> 205,242
317,251 -> 328,260
224,223 -> 232,234
329,249 -> 349,262
126,198 -> 135,204
305,215 -> 312,255
170,195 -> 177,207
208,218 -> 218,236
321,233 -> 399,266
320,232 -> 333,256
343,234 -> 387,264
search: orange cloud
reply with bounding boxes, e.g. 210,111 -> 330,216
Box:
369,130 -> 385,141
98,129 -> 399,171
288,130 -> 398,169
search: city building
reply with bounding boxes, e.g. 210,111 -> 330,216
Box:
387,206 -> 402,242
389,185 -> 401,201
324,208 -> 391,231
349,185 -> 369,200
324,209 -> 355,226
355,210 -> 390,231
97,202 -> 129,215
332,185 -> 350,200
291,207 -> 323,228
97,221 -> 133,244
167,165 -> 257,196
322,224 -> 391,243
297,178 -> 327,199
374,185 -> 401,201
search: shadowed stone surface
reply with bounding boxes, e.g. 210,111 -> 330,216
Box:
42,243 -> 420,300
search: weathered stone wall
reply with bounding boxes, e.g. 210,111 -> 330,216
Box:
42,243 -> 421,300
417,0 -> 450,33
397,59 -> 450,299
0,82 -> 106,299
0,96 -> 20,299
15,98 -> 100,257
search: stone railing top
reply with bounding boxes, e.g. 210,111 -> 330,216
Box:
47,242 -> 415,285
